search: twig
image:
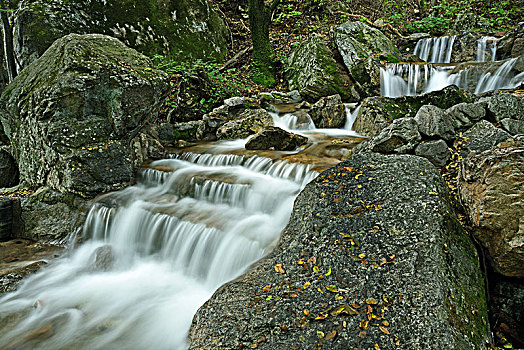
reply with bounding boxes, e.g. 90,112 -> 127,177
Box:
219,46 -> 253,72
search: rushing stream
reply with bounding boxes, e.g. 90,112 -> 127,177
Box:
0,151 -> 318,349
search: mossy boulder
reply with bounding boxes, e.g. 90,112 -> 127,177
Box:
0,34 -> 170,197
334,21 -> 400,97
13,0 -> 228,71
189,153 -> 489,349
287,34 -> 357,102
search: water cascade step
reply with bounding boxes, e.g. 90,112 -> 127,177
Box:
0,152 -> 318,349
382,35 -> 523,97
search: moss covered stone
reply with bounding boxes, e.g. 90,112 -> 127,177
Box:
14,0 -> 229,70
0,34 -> 170,197
287,34 -> 357,102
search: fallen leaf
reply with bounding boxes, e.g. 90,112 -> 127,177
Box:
358,253 -> 366,259
325,285 -> 338,293
303,281 -> 311,289
297,258 -> 305,265
330,304 -> 359,316
317,331 -> 325,338
360,319 -> 369,329
325,268 -> 332,276
274,264 -> 285,274
374,344 -> 381,350
325,330 -> 337,341
315,313 -> 328,320
366,298 -> 378,305
379,326 -> 390,335
382,320 -> 390,327
303,309 -> 310,316
262,285 -> 271,292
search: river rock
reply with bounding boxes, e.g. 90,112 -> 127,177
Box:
287,34 -> 355,102
445,102 -> 486,131
414,105 -> 456,141
0,149 -> 19,188
189,153 -> 489,349
511,38 -> 524,57
308,95 -> 346,128
353,118 -> 421,155
500,118 -> 524,135
462,120 -> 511,155
458,136 -> 524,277
217,109 -> 273,140
13,0 -> 228,71
89,245 -> 115,272
172,121 -> 202,142
415,139 -> 450,167
0,34 -> 170,197
245,127 -> 308,151
353,86 -> 473,137
477,93 -> 524,123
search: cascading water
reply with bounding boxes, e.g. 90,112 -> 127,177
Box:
382,35 -> 522,97
0,153 -> 318,349
413,35 -> 456,63
477,36 -> 497,62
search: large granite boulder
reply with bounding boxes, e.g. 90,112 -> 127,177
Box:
477,93 -> 524,123
334,21 -> 400,96
353,86 -> 473,137
308,94 -> 346,128
287,34 -> 355,102
189,153 -> 489,349
0,34 -> 170,197
458,136 -> 524,277
12,0 -> 228,71
445,102 -> 486,131
415,139 -> 451,168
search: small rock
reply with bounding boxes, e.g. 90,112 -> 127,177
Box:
462,120 -> 511,154
216,109 -> 273,140
415,139 -> 450,168
245,127 -> 308,151
308,94 -> 346,128
89,245 -> 115,272
353,118 -> 421,155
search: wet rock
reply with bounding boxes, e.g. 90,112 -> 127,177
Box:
477,93 -> 524,123
189,153 -> 489,349
0,34 -> 170,197
458,136 -> 524,277
353,118 -> 421,155
0,197 -> 22,241
445,102 -> 486,131
131,133 -> 166,167
511,38 -> 524,58
0,261 -> 47,294
19,189 -> 89,245
217,109 -> 273,140
13,0 -> 228,71
245,127 -> 308,151
415,139 -> 451,167
0,149 -> 19,188
287,34 -> 355,102
353,86 -> 473,137
144,123 -> 175,146
414,105 -> 456,141
500,118 -> 524,135
89,245 -> 115,272
308,95 -> 346,128
462,120 -> 511,155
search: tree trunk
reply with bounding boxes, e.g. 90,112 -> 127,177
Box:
248,0 -> 279,87
0,1 -> 17,83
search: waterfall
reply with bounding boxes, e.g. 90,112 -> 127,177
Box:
0,153 -> 318,350
477,36 -> 497,62
473,57 -> 524,94
413,35 -> 456,63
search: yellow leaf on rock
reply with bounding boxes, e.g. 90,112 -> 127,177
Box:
325,330 -> 336,341
274,264 -> 285,274
325,285 -> 338,293
325,268 -> 332,276
366,298 -> 378,305
379,326 -> 390,335
317,331 -> 325,338
303,281 -> 311,289
374,344 -> 381,350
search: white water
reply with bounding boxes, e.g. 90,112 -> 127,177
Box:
477,36 -> 497,62
381,58 -> 524,97
383,35 -> 522,97
413,35 -> 456,63
0,154 -> 317,350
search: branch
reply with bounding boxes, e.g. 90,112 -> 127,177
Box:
219,46 -> 253,72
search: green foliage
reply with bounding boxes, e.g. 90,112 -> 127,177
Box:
273,4 -> 303,24
153,55 -> 248,118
